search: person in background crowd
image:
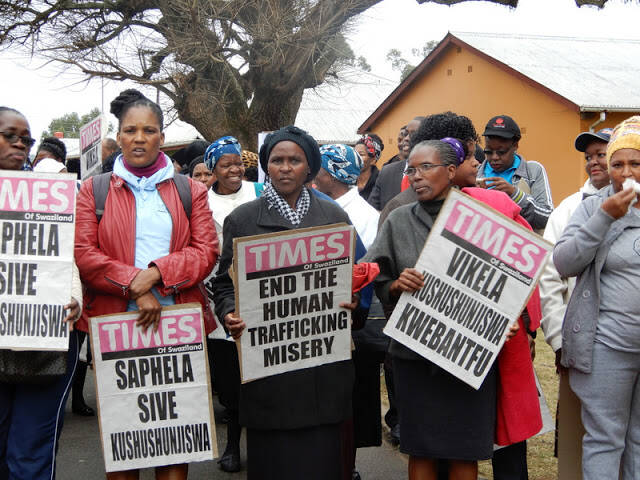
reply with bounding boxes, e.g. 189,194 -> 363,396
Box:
314,144 -> 383,480
0,106 -> 82,480
242,150 -> 260,182
101,137 -> 120,173
32,136 -> 67,172
364,140 -> 524,480
171,139 -> 208,175
74,89 -> 218,480
383,125 -> 407,166
202,135 -> 263,473
554,116 -> 640,480
368,117 -> 424,211
355,134 -> 384,202
477,115 -> 553,231
316,144 -> 378,248
188,154 -> 216,189
212,125 -> 359,480
539,128 -> 612,475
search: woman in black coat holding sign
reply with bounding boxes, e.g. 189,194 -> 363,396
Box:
363,140 -> 505,480
212,126 -> 357,480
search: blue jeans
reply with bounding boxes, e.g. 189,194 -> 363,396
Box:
0,330 -> 79,480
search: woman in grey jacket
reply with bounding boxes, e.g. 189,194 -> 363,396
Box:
553,116 -> 640,480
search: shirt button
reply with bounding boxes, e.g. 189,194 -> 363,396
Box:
573,323 -> 581,333
582,290 -> 591,298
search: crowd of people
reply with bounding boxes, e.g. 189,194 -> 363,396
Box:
0,87 -> 638,480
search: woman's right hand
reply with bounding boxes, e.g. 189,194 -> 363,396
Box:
225,312 -> 246,339
390,268 -> 425,297
135,292 -> 162,332
601,186 -> 637,219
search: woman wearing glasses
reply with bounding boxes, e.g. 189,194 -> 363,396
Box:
0,106 -> 83,480
364,140 -> 513,480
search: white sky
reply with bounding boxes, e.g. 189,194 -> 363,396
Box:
0,0 -> 638,140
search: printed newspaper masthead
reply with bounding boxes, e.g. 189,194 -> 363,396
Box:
234,223 -> 355,383
90,304 -> 218,472
0,170 -> 77,351
384,189 -> 553,390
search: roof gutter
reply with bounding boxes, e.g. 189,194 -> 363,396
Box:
580,106 -> 640,112
589,111 -> 606,132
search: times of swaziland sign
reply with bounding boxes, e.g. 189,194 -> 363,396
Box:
90,304 -> 217,472
234,224 -> 355,383
384,189 -> 553,390
0,171 -> 77,351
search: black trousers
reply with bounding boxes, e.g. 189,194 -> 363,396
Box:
492,441 -> 528,480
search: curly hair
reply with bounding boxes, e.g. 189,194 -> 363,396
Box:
410,112 -> 478,156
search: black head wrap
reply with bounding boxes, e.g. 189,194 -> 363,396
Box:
37,137 -> 67,163
259,125 -> 321,182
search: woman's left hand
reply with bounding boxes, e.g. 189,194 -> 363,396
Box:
63,298 -> 81,330
135,292 -> 163,332
339,294 -> 360,311
505,320 -> 520,341
129,266 -> 162,300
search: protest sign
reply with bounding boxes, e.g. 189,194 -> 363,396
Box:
80,115 -> 103,180
234,224 -> 355,383
384,189 -> 552,389
90,304 -> 217,472
0,170 -> 77,351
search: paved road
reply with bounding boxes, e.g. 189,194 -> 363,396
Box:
56,370 -> 408,479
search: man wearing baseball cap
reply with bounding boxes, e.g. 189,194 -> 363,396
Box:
538,127 -> 611,478
478,115 -> 554,231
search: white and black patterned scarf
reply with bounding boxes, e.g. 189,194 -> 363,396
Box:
263,179 -> 310,226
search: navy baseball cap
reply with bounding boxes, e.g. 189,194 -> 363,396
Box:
574,128 -> 613,152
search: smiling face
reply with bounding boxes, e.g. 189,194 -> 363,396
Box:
267,141 -> 309,207
214,153 -> 244,194
116,105 -> 164,168
0,111 -> 31,171
407,145 -> 456,202
401,119 -> 421,159
584,140 -> 610,190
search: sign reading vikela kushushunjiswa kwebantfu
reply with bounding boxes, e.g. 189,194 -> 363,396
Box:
234,223 -> 355,383
90,304 -> 218,472
384,189 -> 553,390
0,170 -> 77,351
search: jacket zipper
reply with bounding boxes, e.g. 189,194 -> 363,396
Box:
105,276 -> 129,297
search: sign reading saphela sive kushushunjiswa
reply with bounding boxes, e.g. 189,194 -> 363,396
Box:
384,189 -> 552,390
0,170 -> 77,351
234,224 -> 355,383
90,304 -> 218,472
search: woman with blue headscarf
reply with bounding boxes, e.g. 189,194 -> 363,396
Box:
203,135 -> 263,473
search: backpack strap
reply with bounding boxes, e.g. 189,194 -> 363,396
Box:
94,172 -> 192,223
173,173 -> 192,220
92,172 -> 112,223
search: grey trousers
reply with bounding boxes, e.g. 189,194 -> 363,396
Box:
569,341 -> 640,479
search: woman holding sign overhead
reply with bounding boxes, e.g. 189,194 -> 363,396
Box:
364,140 -> 514,480
0,106 -> 82,480
212,125 -> 357,480
74,90 -> 218,480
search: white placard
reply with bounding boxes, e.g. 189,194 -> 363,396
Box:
0,170 -> 77,350
90,304 -> 217,472
384,189 -> 552,389
234,224 -> 355,382
80,115 -> 103,180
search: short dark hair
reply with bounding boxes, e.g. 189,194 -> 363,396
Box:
411,140 -> 459,167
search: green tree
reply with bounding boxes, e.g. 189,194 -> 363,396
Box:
0,0 -> 612,149
387,40 -> 439,80
41,107 -> 111,139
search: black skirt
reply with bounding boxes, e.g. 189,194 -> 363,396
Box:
394,357 -> 497,461
246,424 -> 343,480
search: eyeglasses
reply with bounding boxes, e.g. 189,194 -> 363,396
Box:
404,163 -> 446,177
0,131 -> 36,148
483,148 -> 512,157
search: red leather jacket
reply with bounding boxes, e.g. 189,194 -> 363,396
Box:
74,172 -> 219,333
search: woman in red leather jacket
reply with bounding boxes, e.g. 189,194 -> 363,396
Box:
74,89 -> 218,480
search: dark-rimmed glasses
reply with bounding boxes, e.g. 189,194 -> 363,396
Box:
404,163 -> 446,177
0,131 -> 36,148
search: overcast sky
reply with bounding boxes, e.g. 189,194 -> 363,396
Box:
1,0 -> 638,139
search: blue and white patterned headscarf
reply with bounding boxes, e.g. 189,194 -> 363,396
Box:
204,136 -> 242,170
319,144 -> 363,185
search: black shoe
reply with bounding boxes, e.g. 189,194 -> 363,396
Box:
72,402 -> 95,416
352,469 -> 361,480
389,424 -> 400,446
218,451 -> 241,473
